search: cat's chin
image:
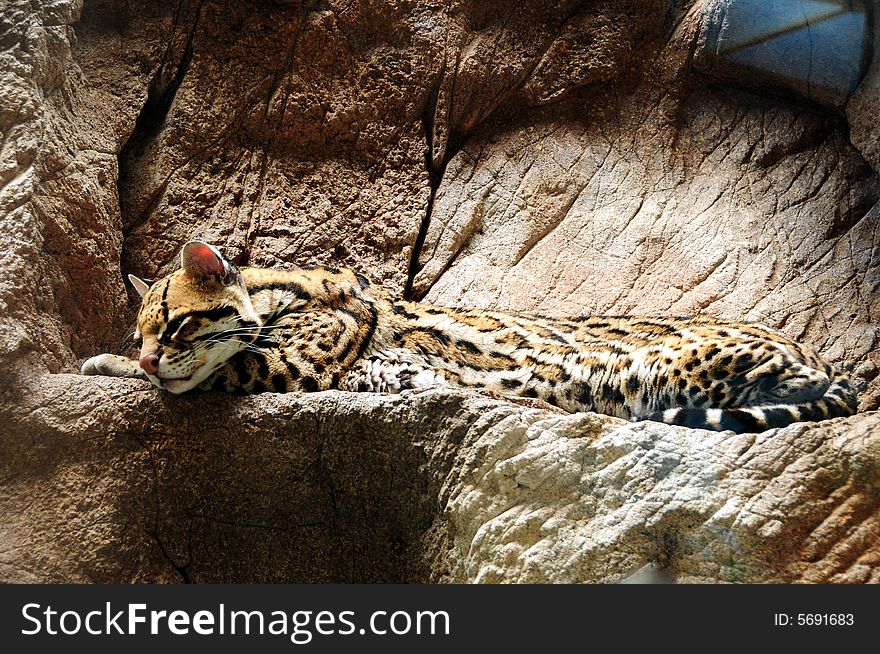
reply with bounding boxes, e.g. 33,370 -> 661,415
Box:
150,376 -> 198,394
159,378 -> 193,393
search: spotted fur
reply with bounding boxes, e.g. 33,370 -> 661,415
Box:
82,241 -> 858,434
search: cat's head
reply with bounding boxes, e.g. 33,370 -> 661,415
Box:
131,241 -> 261,393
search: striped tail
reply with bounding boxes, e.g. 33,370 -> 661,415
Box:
637,377 -> 858,433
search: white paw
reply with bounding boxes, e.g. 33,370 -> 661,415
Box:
81,353 -> 146,379
407,368 -> 448,388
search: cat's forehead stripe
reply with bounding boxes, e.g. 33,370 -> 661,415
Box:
160,278 -> 170,322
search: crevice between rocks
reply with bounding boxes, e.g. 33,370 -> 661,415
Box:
403,191 -> 437,302
117,0 -> 203,239
404,68 -> 450,301
141,431 -> 194,584
148,527 -> 193,583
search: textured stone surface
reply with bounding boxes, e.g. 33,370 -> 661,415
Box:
118,0 -> 439,301
443,399 -> 880,583
1,378 -> 877,583
0,0 -> 185,373
1,0 -> 878,583
0,377 -> 470,582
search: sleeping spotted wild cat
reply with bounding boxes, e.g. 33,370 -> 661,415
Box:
81,241 -> 857,433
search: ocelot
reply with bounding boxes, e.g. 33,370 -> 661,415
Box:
81,241 -> 858,433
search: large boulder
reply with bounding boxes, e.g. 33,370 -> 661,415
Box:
1,377 -> 878,583
0,0 -> 877,582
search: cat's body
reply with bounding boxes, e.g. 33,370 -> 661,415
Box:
82,241 -> 857,433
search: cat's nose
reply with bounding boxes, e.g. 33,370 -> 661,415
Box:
139,353 -> 161,375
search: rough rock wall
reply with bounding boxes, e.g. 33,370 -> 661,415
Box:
1,0 -> 878,583
2,0 -> 878,399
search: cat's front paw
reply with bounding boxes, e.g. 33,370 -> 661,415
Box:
81,353 -> 146,379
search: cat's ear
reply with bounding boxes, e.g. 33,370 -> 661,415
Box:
127,274 -> 154,298
181,240 -> 235,285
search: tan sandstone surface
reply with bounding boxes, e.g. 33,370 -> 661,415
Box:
0,0 -> 878,582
